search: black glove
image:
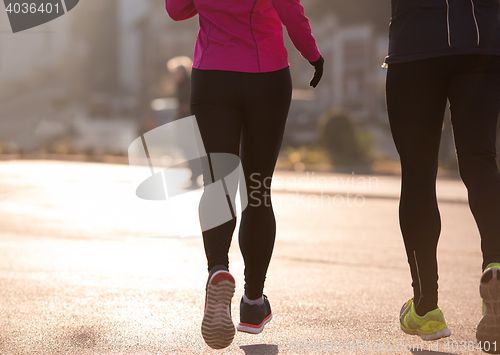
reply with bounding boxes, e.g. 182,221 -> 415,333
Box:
309,55 -> 324,88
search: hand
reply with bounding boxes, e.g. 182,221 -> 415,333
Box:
309,55 -> 324,88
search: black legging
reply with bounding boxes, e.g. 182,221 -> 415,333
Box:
190,67 -> 292,299
386,54 -> 500,315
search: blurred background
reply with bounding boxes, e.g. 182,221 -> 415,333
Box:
0,0 -> 498,175
0,3 -> 494,353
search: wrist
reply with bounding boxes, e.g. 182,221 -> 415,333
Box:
309,55 -> 324,66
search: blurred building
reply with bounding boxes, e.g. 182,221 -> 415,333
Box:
117,0 -> 197,126
2,2 -> 464,161
284,15 -> 395,156
0,2 -> 78,151
0,5 -> 71,89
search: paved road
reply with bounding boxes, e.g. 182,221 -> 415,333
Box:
0,160 -> 487,354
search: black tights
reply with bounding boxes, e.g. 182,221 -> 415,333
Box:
386,55 -> 500,316
190,67 -> 292,299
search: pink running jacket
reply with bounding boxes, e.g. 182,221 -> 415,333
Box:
166,0 -> 321,73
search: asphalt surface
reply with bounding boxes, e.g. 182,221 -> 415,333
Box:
0,159 -> 488,354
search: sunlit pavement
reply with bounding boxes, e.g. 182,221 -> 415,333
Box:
0,160 -> 485,354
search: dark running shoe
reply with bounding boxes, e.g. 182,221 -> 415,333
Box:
237,294 -> 272,334
201,269 -> 236,349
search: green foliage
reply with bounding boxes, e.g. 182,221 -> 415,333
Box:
317,109 -> 372,166
497,118 -> 500,167
280,144 -> 331,170
0,141 -> 10,154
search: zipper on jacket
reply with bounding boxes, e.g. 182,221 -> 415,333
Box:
249,0 -> 261,72
470,0 -> 480,46
198,21 -> 212,69
446,0 -> 451,46
446,0 -> 481,47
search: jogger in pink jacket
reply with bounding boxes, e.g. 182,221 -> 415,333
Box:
166,0 -> 321,73
166,0 -> 323,349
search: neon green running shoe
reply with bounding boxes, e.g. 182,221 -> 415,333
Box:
477,263 -> 500,353
400,298 -> 451,341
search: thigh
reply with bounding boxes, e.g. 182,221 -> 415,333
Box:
190,69 -> 244,155
190,69 -> 244,183
240,68 -> 292,182
386,58 -> 449,162
448,55 -> 500,163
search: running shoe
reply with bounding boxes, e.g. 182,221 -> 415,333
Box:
201,268 -> 236,349
399,298 -> 451,341
477,262 -> 500,353
237,294 -> 272,334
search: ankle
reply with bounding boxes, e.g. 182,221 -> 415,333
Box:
415,298 -> 438,317
243,294 -> 264,306
208,264 -> 228,276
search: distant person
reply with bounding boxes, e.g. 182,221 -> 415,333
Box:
168,56 -> 201,188
167,57 -> 192,121
166,0 -> 323,349
385,0 -> 500,346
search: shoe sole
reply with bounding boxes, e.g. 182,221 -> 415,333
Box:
477,268 -> 500,353
401,327 -> 451,341
237,313 -> 272,334
201,271 -> 235,350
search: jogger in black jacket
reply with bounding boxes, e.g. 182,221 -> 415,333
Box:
387,0 -> 500,64
386,0 -> 500,346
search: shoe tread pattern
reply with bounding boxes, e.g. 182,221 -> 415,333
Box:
477,268 -> 500,353
201,273 -> 235,350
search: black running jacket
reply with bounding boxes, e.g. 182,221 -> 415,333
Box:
385,0 -> 500,63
